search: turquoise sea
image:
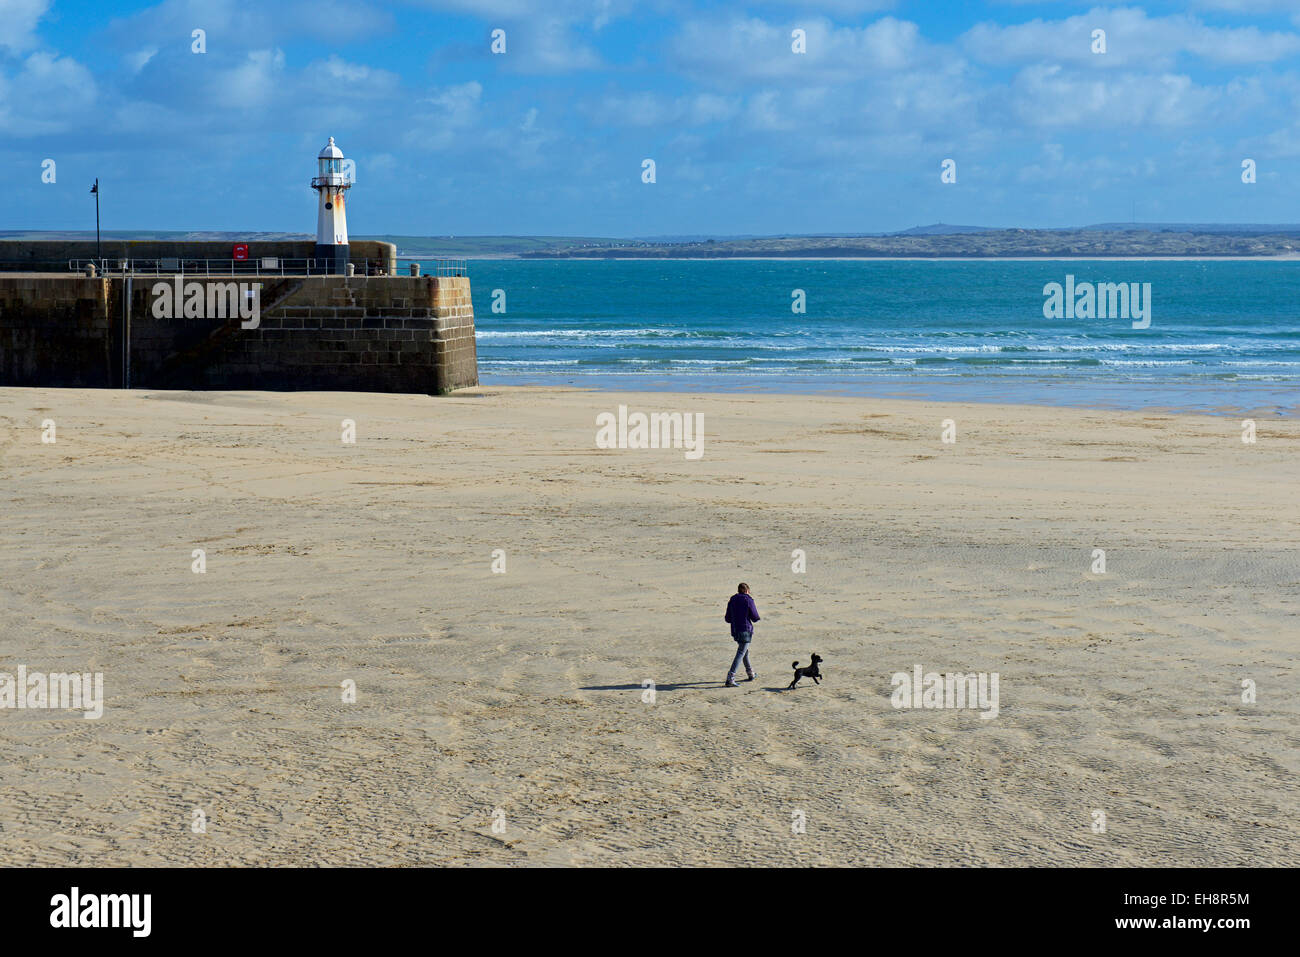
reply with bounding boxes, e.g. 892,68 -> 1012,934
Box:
427,260 -> 1300,414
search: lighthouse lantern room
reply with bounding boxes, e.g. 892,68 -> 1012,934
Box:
311,136 -> 351,274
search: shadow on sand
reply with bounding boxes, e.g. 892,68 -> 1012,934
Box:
580,681 -> 720,692
580,680 -> 792,692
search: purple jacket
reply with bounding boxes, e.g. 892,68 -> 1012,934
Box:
725,592 -> 760,639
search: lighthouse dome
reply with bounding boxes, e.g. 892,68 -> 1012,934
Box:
318,136 -> 344,160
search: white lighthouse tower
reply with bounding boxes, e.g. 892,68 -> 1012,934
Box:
311,136 -> 351,274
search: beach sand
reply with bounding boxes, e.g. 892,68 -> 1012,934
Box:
1,385 -> 1296,866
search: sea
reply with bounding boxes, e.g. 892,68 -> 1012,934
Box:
422,259 -> 1300,415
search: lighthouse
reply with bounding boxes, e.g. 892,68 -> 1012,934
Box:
311,136 -> 351,274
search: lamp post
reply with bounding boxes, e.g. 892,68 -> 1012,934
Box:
90,179 -> 100,264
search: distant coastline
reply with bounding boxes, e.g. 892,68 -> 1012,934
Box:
512,228 -> 1300,260
472,254 -> 1300,262
8,225 -> 1300,261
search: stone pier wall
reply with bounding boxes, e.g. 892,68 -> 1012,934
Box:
0,276 -> 114,387
0,274 -> 477,394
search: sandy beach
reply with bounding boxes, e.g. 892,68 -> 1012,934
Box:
0,385 -> 1296,866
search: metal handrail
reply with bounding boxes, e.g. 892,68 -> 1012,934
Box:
66,258 -> 368,276
393,257 -> 468,277
61,258 -> 470,277
0,257 -> 469,278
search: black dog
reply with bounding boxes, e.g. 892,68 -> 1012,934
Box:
787,654 -> 824,689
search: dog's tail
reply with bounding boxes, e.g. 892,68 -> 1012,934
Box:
792,660 -> 799,669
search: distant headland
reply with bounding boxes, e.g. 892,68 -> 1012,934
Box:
520,224 -> 1300,260
7,224 -> 1299,260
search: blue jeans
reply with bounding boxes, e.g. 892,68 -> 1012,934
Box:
727,632 -> 754,681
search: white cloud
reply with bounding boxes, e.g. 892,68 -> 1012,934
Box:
126,47 -> 159,73
218,49 -> 286,108
423,81 -> 482,123
103,0 -> 393,48
584,91 -> 742,127
743,87 -> 834,132
0,50 -> 97,135
1003,64 -> 1221,129
670,15 -> 929,85
494,16 -> 605,73
756,0 -> 896,13
413,0 -> 633,27
411,0 -> 621,71
401,82 -> 484,151
304,55 -> 400,94
0,0 -> 49,54
1190,0 -> 1300,11
962,8 -> 1300,67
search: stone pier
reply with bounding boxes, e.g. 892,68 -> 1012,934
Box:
0,273 -> 478,395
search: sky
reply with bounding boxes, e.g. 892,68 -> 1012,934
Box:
4,0 -> 1300,237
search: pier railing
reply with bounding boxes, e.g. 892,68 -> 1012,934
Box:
64,258 -> 340,276
394,258 -> 469,277
0,258 -> 468,277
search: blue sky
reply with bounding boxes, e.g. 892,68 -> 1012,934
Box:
4,0 -> 1300,236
